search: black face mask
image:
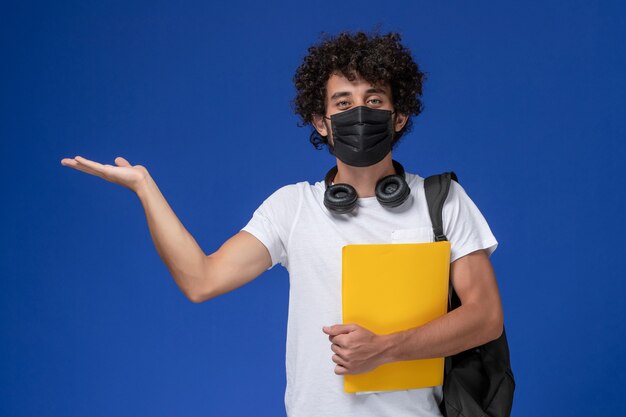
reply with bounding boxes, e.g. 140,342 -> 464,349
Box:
325,106 -> 395,167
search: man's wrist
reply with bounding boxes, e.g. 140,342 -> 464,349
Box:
379,330 -> 409,365
134,172 -> 154,200
380,326 -> 430,365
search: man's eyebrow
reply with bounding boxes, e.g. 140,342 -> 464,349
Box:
330,91 -> 352,100
365,87 -> 388,95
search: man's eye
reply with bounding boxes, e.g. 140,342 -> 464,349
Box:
337,101 -> 350,108
368,98 -> 383,105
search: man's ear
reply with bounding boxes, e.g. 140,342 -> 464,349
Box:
312,114 -> 329,137
394,112 -> 409,132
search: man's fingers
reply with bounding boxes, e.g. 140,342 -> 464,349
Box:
74,156 -> 106,173
329,334 -> 347,348
331,343 -> 347,359
332,354 -> 347,366
334,364 -> 348,375
61,158 -> 103,178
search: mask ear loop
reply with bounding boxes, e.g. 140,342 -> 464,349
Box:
321,115 -> 336,154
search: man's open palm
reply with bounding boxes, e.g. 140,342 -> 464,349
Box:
60,155 -> 149,193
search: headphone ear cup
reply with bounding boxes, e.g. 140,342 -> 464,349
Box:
375,174 -> 411,208
324,183 -> 358,213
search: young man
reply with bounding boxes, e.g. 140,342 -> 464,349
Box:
61,31 -> 503,417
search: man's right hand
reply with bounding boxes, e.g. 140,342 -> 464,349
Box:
60,154 -> 272,303
60,155 -> 150,194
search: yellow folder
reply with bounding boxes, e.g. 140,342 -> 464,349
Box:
341,241 -> 451,393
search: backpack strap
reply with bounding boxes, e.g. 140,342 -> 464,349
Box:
424,171 -> 460,310
424,171 -> 459,388
424,172 -> 458,242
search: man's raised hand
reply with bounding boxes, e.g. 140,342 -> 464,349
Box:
60,155 -> 150,193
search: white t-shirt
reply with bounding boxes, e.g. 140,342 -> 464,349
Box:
241,171 -> 498,417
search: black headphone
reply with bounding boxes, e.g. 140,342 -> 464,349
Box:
323,160 -> 411,214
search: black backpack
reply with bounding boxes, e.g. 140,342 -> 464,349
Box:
423,172 -> 515,417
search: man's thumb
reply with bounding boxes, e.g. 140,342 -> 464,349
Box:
115,156 -> 131,167
323,324 -> 350,335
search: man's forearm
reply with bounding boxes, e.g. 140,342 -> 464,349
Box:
380,302 -> 503,364
135,173 -> 208,300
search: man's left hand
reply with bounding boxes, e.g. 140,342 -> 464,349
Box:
322,323 -> 390,375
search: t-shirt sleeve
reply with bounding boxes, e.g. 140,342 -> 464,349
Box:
240,184 -> 300,270
442,180 -> 499,263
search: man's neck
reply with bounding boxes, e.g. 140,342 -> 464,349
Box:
333,153 -> 396,198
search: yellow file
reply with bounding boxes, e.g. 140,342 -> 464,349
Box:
341,241 -> 451,393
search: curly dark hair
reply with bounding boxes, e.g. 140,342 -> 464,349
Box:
292,30 -> 427,152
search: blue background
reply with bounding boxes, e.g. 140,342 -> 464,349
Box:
2,1 -> 625,416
